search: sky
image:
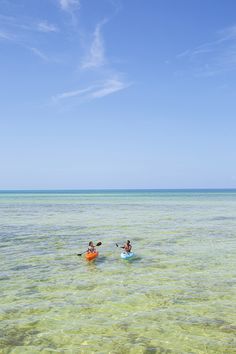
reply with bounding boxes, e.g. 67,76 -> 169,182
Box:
0,0 -> 236,189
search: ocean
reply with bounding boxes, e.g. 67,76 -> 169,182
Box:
1,190 -> 236,353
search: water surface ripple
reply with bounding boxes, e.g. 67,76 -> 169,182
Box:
1,190 -> 236,353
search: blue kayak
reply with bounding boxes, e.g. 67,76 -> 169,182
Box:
120,251 -> 134,260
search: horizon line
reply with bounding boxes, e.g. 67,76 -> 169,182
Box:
0,188 -> 236,192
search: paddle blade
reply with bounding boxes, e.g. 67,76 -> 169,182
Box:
96,242 -> 102,246
116,243 -> 119,247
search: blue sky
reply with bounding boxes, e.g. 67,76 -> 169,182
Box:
0,0 -> 236,189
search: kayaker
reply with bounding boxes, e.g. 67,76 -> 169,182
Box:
123,240 -> 132,253
87,241 -> 96,253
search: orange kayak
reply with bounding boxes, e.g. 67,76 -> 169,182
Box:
85,251 -> 99,261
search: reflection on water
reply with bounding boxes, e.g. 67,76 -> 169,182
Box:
1,190 -> 236,353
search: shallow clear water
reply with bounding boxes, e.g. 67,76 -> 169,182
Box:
1,190 -> 236,353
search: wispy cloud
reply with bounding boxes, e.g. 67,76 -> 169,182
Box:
0,14 -> 34,32
177,26 -> 236,60
0,30 -> 12,40
218,25 -> 236,41
90,78 -> 130,98
30,47 -> 50,61
0,13 -> 59,36
0,13 -> 60,63
53,85 -> 96,101
53,77 -> 131,102
52,3 -> 131,104
0,1 -> 131,103
81,21 -> 106,69
37,21 -> 59,33
59,0 -> 80,12
177,25 -> 236,76
0,14 -> 19,26
29,47 -> 62,63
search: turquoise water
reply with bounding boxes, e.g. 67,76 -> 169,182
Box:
1,190 -> 236,353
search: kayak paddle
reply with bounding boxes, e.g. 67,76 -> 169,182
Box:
77,241 -> 102,256
116,243 -> 124,248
